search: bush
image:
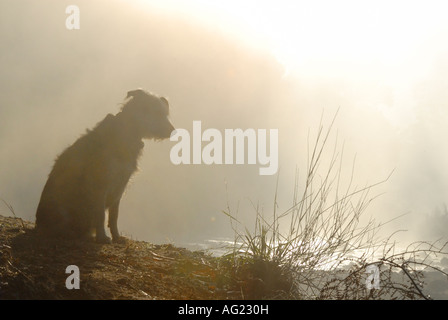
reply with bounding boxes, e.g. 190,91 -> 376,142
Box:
221,111 -> 448,300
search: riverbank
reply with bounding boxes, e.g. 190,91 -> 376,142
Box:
1,215 -> 447,299
0,215 -> 237,299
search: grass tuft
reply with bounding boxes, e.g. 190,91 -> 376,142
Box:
220,111 -> 448,300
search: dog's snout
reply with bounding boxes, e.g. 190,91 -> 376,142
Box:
166,122 -> 175,137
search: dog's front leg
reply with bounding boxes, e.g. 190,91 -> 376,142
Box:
108,200 -> 125,243
92,202 -> 111,244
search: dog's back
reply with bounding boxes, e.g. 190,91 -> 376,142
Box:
35,114 -> 133,237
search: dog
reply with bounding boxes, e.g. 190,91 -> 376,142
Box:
35,89 -> 175,243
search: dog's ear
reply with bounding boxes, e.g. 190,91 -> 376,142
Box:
126,89 -> 146,99
160,97 -> 169,107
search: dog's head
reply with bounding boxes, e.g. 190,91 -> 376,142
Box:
122,89 -> 175,140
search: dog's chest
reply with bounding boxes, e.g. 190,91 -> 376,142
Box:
104,156 -> 137,203
108,156 -> 138,185
107,139 -> 142,177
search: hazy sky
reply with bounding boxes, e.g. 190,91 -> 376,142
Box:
1,0 -> 448,245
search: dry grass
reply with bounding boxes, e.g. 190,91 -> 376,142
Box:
221,111 -> 448,299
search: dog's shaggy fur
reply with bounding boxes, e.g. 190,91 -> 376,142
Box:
35,89 -> 175,243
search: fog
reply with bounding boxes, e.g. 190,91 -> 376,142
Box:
1,0 -> 448,245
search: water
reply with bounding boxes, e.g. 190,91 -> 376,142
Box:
181,237 -> 448,299
182,237 -> 448,271
182,237 -> 238,257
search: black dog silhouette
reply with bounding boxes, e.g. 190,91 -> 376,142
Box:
35,89 -> 175,243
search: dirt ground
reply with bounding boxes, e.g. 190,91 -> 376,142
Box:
0,215 -> 236,300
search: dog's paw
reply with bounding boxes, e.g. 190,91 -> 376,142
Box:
96,235 -> 112,244
112,236 -> 127,244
